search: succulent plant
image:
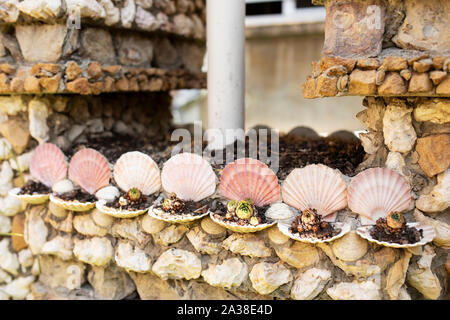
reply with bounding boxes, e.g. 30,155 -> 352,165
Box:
235,200 -> 253,220
386,212 -> 406,230
128,187 -> 142,202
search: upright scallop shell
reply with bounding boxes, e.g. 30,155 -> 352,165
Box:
161,152 -> 216,202
281,164 -> 347,221
348,167 -> 411,223
113,151 -> 161,195
68,148 -> 111,194
219,158 -> 280,207
29,143 -> 67,188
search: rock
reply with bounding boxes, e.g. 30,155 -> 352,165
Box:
0,0 -> 19,23
91,209 -> 114,228
0,96 -> 26,116
356,58 -> 380,70
201,258 -> 248,289
316,74 -> 338,97
153,38 -> 179,69
0,215 -> 11,234
267,226 -> 289,245
52,179 -> 74,194
73,214 -> 107,237
80,28 -> 116,64
41,236 -> 73,261
65,61 -> 82,81
357,97 -> 385,131
116,34 -> 154,66
0,138 -> 12,160
274,241 -> 320,270
302,77 -> 317,99
141,215 -> 166,234
414,209 -> 450,248
24,206 -> 48,254
222,233 -> 272,258
86,62 -> 102,80
413,59 -> 433,73
99,0 -> 120,26
407,246 -> 442,300
66,0 -> 105,20
386,251 -> 412,300
110,218 -> 149,246
359,131 -> 383,154
48,201 -> 68,219
200,216 -> 226,236
186,227 -> 222,255
115,241 -> 152,273
9,151 -> 32,172
0,161 -> 13,196
383,101 -> 416,153
2,276 -> 34,300
331,231 -> 368,262
28,98 -> 50,142
381,57 -> 408,72
414,99 -> 450,124
327,279 -> 381,300
0,238 -> 19,276
87,264 -> 135,300
249,262 -> 292,295
415,135 -> 450,177
377,72 -> 407,95
392,0 -> 450,53
38,255 -> 86,290
73,237 -> 113,267
15,24 -> 67,63
385,151 -> 407,177
0,195 -> 25,216
152,248 -> 201,280
429,71 -> 447,86
152,224 -> 187,246
375,69 -> 385,86
17,0 -> 62,20
0,268 -> 12,284
436,76 -> 450,95
11,213 -> 27,251
290,268 -> 331,300
409,73 -> 433,93
135,6 -> 159,31
121,0 -> 136,28
17,248 -> 33,268
0,119 -> 30,154
400,69 -> 412,81
348,69 -> 376,95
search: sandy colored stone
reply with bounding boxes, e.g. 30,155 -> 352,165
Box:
152,248 -> 202,280
87,62 -> 102,80
152,224 -> 188,246
41,235 -> 74,261
319,56 -> 355,73
409,73 -> 433,93
414,209 -> 450,248
436,76 -> 450,95
0,238 -> 19,276
66,78 -> 91,95
11,213 -> 27,252
0,73 -> 9,92
0,119 -> 30,154
383,101 -> 416,153
416,134 -> 450,177
73,214 -> 107,237
386,251 -> 412,300
327,279 -> 381,300
28,98 -> 50,142
414,99 -> 450,124
10,77 -> 24,92
73,237 -> 113,267
186,227 -> 222,255
0,63 -> 15,75
356,58 -> 380,70
274,241 -> 319,270
24,75 -> 41,92
316,74 -> 338,97
429,71 -> 447,86
267,226 -> 290,245
249,262 -> 292,295
115,77 -> 129,91
400,69 -> 412,81
377,72 -> 407,95
201,258 -> 248,289
38,255 -> 86,290
413,59 -> 433,73
200,216 -> 226,236
348,69 -> 376,95
110,218 -> 149,246
290,268 -> 331,300
88,264 -> 135,300
39,74 -> 60,93
24,206 -> 48,255
65,61 -> 82,81
102,65 -> 121,74
31,63 -> 60,76
381,57 -> 408,71
222,233 -> 272,258
375,69 -> 385,86
141,215 -> 166,234
302,77 -> 317,99
80,28 -> 116,64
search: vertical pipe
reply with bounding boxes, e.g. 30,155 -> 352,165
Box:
207,0 -> 245,150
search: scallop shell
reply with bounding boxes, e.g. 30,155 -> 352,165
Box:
265,202 -> 296,221
49,194 -> 96,212
331,231 -> 368,262
161,153 -> 216,201
148,205 -> 210,223
9,187 -> 49,204
113,151 -> 161,195
68,148 -> 111,194
219,158 -> 280,207
95,199 -> 148,219
348,167 -> 411,223
267,226 -> 290,245
277,217 -> 351,244
356,222 -> 435,248
200,216 -> 226,236
281,164 -> 347,222
29,143 -> 67,188
209,211 -> 276,233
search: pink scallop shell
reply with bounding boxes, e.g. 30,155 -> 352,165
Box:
161,152 -> 216,201
29,143 -> 67,188
281,164 -> 347,221
113,151 -> 161,195
219,158 -> 280,207
348,167 -> 411,223
68,148 -> 111,194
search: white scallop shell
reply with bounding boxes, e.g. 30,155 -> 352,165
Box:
209,211 -> 276,233
265,202 -> 296,221
95,186 -> 120,203
49,194 -> 96,212
348,167 -> 411,224
52,179 -> 74,194
356,222 -> 435,248
148,205 -> 210,223
277,217 -> 351,244
9,187 -> 49,204
281,164 -> 347,222
161,153 -> 216,202
95,199 -> 149,219
113,151 -> 161,195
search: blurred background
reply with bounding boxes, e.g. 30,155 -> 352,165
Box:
171,0 -> 365,136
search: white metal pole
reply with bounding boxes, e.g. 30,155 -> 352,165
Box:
207,0 -> 245,150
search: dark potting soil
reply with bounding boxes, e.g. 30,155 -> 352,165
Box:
370,218 -> 423,245
212,202 -> 271,226
18,180 -> 51,195
56,189 -> 96,203
106,192 -> 157,211
289,210 -> 341,241
157,197 -> 214,216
